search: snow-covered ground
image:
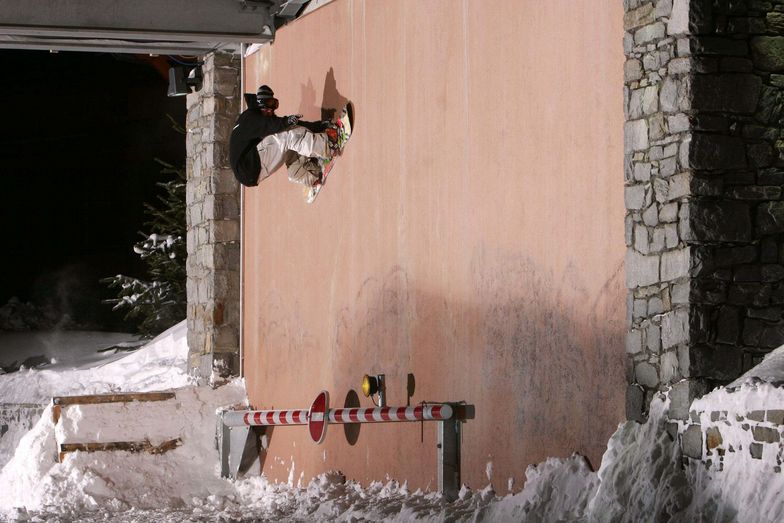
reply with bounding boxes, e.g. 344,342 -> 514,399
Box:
1,322 -> 784,521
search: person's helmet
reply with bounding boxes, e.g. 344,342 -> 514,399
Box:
256,85 -> 279,110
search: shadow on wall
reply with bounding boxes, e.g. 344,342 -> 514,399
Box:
297,68 -> 351,122
253,246 -> 627,486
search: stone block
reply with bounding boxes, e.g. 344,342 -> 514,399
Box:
689,133 -> 746,170
731,284 -> 771,307
626,184 -> 648,210
625,59 -> 644,82
666,173 -> 690,202
626,384 -> 646,422
634,162 -> 653,182
752,37 -> 784,72
643,52 -> 661,72
636,361 -> 660,388
660,76 -> 679,112
668,57 -> 691,75
662,308 -> 689,349
635,223 -> 651,254
660,203 -> 679,222
654,177 -> 670,203
625,3 -> 655,30
647,322 -> 662,354
662,248 -> 691,281
643,204 -> 659,227
748,143 -> 774,168
691,74 -> 761,114
706,426 -> 723,451
761,322 -> 784,349
627,328 -> 644,354
635,22 -> 666,45
660,350 -> 679,383
651,228 -> 666,253
625,120 -> 649,153
668,113 -> 689,134
729,185 -> 781,200
681,424 -> 703,459
763,265 -> 784,282
716,306 -> 740,344
672,281 -> 690,304
734,265 -> 762,283
660,157 -> 677,178
756,86 -> 783,125
691,344 -> 743,380
690,200 -> 752,242
649,114 -> 666,141
627,250 -> 661,288
720,57 -> 754,73
767,410 -> 784,425
758,202 -> 784,235
665,223 -> 679,248
750,442 -> 764,459
668,0 -> 690,35
695,36 -> 748,56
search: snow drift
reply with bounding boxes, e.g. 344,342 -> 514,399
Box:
2,325 -> 784,521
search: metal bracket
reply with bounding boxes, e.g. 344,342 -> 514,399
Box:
218,411 -> 258,479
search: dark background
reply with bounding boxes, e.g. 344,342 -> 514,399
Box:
0,50 -> 187,331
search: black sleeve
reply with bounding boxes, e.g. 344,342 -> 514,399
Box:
298,120 -> 328,133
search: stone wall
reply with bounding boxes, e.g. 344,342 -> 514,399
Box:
185,52 -> 242,379
624,0 -> 696,419
624,0 -> 784,420
680,389 -> 784,473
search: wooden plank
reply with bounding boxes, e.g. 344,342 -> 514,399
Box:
58,438 -> 181,462
52,391 -> 175,407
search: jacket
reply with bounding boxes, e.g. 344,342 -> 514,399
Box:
229,108 -> 327,186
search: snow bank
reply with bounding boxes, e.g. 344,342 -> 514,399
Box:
3,333 -> 784,521
0,381 -> 246,520
0,321 -> 190,404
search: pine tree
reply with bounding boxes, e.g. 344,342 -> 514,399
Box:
103,160 -> 186,336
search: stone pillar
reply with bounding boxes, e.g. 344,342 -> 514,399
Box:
624,0 -> 784,421
185,52 -> 242,380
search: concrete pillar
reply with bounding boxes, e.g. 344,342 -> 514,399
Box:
185,51 -> 242,380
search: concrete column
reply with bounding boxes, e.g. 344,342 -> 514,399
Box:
624,0 -> 784,421
185,52 -> 242,380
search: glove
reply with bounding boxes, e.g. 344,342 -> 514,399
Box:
285,114 -> 302,126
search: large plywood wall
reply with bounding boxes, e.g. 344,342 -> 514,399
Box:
242,0 -> 625,492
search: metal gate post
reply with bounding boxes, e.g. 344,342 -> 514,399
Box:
438,413 -> 461,501
218,411 -> 253,479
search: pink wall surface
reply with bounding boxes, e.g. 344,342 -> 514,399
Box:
242,0 -> 626,492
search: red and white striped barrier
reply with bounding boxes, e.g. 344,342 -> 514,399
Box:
222,404 -> 452,428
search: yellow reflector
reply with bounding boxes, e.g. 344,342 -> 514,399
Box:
361,374 -> 378,397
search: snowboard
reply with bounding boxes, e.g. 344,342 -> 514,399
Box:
305,102 -> 354,204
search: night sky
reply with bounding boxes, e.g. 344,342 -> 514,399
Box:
0,50 -> 187,331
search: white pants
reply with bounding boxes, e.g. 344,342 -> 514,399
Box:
256,127 -> 330,187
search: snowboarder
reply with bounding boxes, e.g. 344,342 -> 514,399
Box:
229,84 -> 339,188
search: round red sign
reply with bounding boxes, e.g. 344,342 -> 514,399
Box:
308,390 -> 329,444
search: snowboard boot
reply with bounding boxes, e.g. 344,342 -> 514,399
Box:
325,125 -> 341,156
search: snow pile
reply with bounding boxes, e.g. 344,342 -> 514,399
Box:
0,321 -> 189,404
0,382 -> 246,520
589,396 -> 692,522
3,333 -> 784,520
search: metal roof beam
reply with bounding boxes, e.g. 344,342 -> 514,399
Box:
0,0 -> 280,53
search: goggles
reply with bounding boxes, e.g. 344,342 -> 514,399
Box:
259,97 -> 279,110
